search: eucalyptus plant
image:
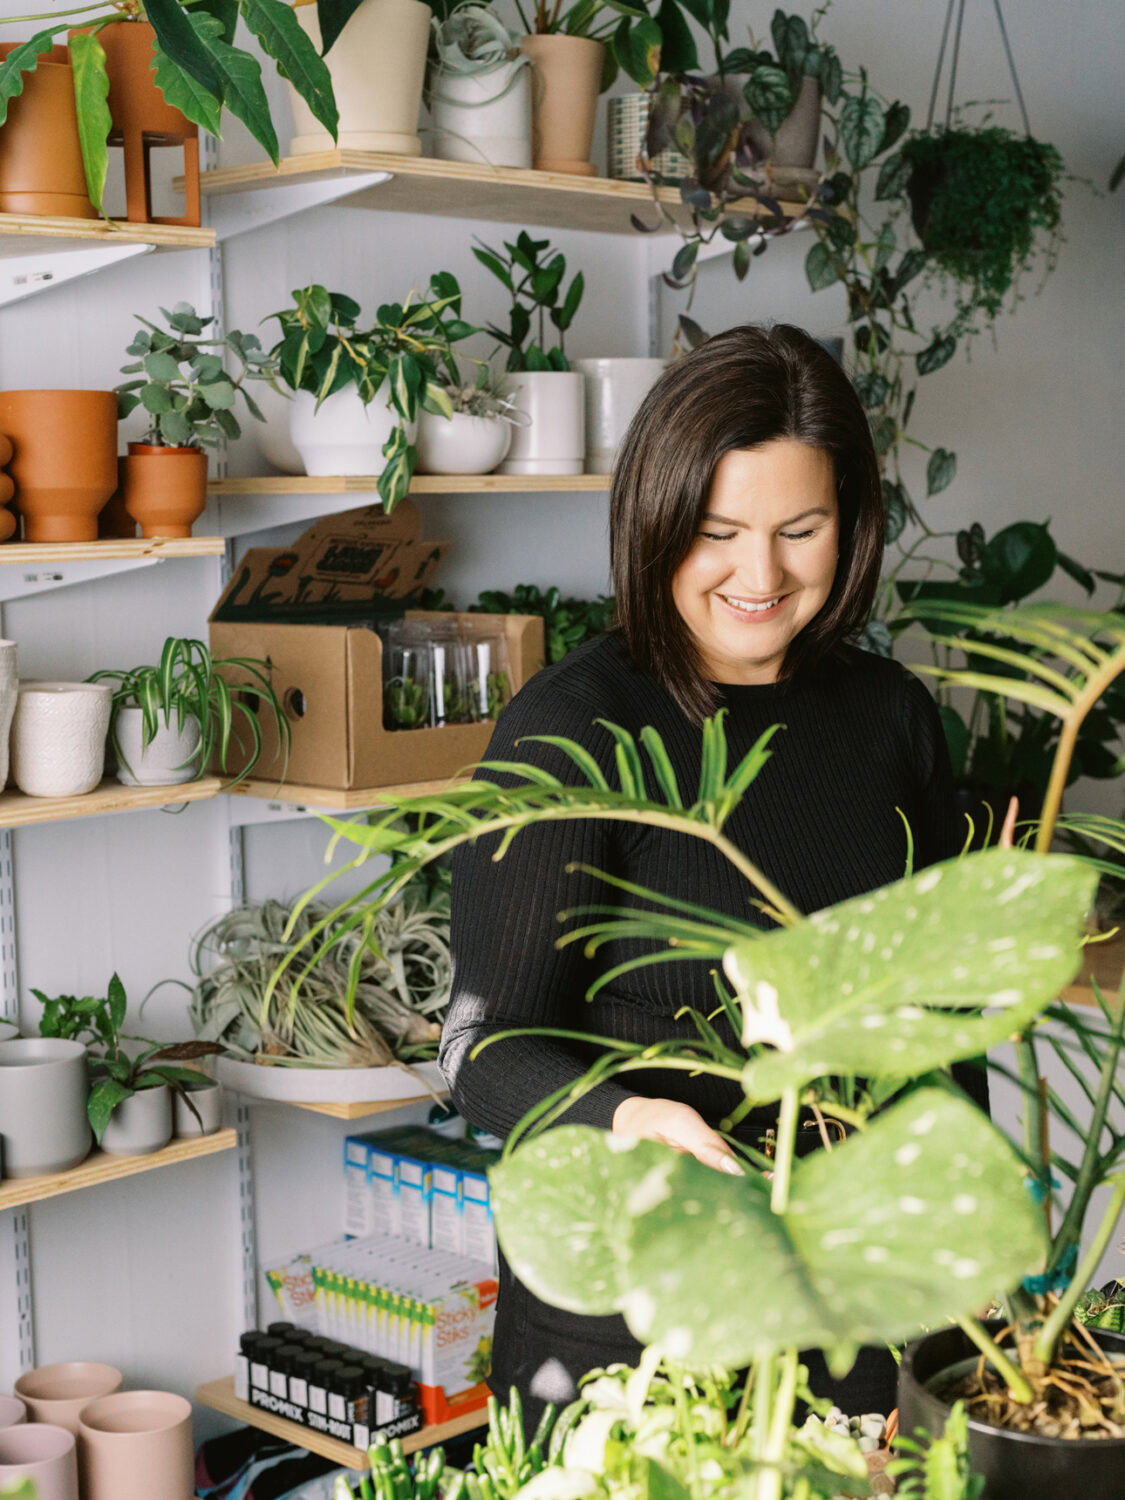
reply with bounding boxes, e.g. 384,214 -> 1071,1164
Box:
473,231 -> 584,372
0,3 -> 339,213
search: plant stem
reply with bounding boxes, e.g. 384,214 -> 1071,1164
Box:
955,1316 -> 1034,1404
1034,1170 -> 1125,1366
0,2 -> 112,19
750,1353 -> 775,1500
770,1088 -> 800,1215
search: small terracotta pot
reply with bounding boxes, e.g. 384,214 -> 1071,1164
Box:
0,1422 -> 78,1500
98,458 -> 137,540
77,1390 -> 193,1500
519,34 -> 604,175
0,1395 -> 27,1429
71,20 -> 200,227
14,1363 -> 122,1435
122,444 -> 207,538
0,433 -> 15,542
0,44 -> 95,219
0,391 -> 117,542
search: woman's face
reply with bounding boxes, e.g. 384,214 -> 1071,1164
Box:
671,440 -> 841,685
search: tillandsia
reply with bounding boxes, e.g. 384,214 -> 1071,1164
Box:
268,602 -> 1125,1480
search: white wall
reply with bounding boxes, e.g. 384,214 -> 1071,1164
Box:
0,0 -> 1121,1434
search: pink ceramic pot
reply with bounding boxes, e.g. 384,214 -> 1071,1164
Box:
0,1421 -> 78,1500
14,1362 -> 121,1434
0,1394 -> 27,1428
77,1390 -> 193,1500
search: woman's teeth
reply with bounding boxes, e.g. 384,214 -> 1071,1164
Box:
720,594 -> 783,613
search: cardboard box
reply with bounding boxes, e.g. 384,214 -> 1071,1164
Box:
208,503 -> 544,790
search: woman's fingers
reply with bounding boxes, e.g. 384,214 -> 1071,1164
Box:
612,1096 -> 744,1175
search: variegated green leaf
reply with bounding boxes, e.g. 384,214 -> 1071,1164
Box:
69,30 -> 112,212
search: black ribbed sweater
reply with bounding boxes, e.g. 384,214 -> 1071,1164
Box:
440,630 -> 961,1139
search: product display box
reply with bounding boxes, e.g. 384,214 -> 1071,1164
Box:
208,502 -> 545,789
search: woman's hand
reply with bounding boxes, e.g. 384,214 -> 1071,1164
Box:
612,1095 -> 744,1175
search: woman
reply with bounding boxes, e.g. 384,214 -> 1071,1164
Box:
439,323 -> 976,1424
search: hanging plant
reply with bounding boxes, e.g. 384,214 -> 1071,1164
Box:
900,125 -> 1065,317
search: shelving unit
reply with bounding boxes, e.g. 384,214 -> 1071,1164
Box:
0,777 -> 222,831
0,214 -> 215,308
196,1377 -> 487,1466
229,776 -> 458,811
0,1131 -> 236,1212
288,1095 -> 449,1120
0,537 -> 227,602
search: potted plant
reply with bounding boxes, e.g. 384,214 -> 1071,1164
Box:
426,3 -> 532,167
0,40 -> 93,218
268,275 -> 473,506
415,366 -> 527,474
0,389 -> 117,542
0,4 -> 337,215
469,582 -> 613,663
89,635 -> 290,790
473,231 -> 585,474
115,302 -> 280,539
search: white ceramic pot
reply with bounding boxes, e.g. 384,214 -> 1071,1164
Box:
14,1364 -> 122,1435
430,62 -> 532,168
173,1080 -> 224,1138
288,0 -> 431,156
112,706 -> 202,788
0,1422 -> 78,1500
498,371 -> 585,475
0,639 -> 17,786
288,388 -> 417,477
0,1038 -> 91,1177
0,1018 -> 17,1043
0,1396 -> 26,1430
10,681 -> 111,798
416,410 -> 512,474
571,357 -> 666,473
99,1083 -> 172,1158
77,1390 -> 193,1500
249,381 -> 303,475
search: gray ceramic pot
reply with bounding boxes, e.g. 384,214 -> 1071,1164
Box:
0,1038 -> 91,1177
99,1083 -> 172,1157
172,1080 -> 224,1138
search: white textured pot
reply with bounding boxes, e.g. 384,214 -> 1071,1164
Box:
288,389 -> 417,477
498,371 -> 585,475
572,357 -> 666,473
430,62 -> 532,168
0,639 -> 17,787
288,0 -> 431,156
173,1080 -> 224,1138
10,682 -> 111,798
99,1084 -> 172,1158
416,410 -> 512,474
112,706 -> 202,788
249,381 -> 303,475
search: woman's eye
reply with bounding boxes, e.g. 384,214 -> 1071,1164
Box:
780,529 -> 816,541
699,530 -> 736,542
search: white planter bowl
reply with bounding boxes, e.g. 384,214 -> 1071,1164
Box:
288,389 -> 417,477
10,682 -> 112,798
430,62 -> 532,167
99,1084 -> 173,1158
416,410 -> 512,474
249,382 -> 303,475
498,371 -> 585,475
112,706 -> 202,788
572,357 -> 666,473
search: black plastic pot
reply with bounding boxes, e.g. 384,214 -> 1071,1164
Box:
898,1324 -> 1125,1499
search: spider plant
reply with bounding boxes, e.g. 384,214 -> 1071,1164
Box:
89,635 -> 289,790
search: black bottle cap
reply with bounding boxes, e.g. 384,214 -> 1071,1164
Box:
293,1350 -> 322,1375
318,1340 -> 350,1358
274,1342 -> 306,1374
256,1337 -> 284,1358
267,1321 -> 298,1339
381,1362 -> 414,1398
333,1364 -> 366,1398
240,1332 -> 266,1357
357,1354 -> 388,1379
312,1358 -> 344,1384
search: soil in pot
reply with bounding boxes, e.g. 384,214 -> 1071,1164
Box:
519,34 -> 603,175
0,44 -> 95,219
122,444 -> 207,538
0,390 -> 117,542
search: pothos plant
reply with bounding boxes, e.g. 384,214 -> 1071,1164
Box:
268,276 -> 475,510
269,602 -> 1125,1486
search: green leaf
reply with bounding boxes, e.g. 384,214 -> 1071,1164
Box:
877,100 -> 910,156
239,0 -> 338,139
839,94 -> 885,169
613,16 -> 662,87
492,1089 -> 1046,1367
0,27 -> 65,128
926,447 -> 957,496
852,371 -> 888,409
107,972 -> 127,1034
882,479 -> 907,542
200,380 -> 236,409
87,1076 -> 134,1142
875,150 -> 911,201
69,30 -> 112,213
316,0 -> 366,55
144,350 -> 182,382
180,9 -> 279,163
159,408 -> 193,445
671,240 -> 698,283
727,847 -> 1094,1102
152,43 -> 223,138
979,521 -> 1058,604
770,11 -> 809,73
654,0 -> 698,74
145,0 -> 224,99
140,383 -> 173,414
819,49 -> 842,105
1056,551 -> 1096,596
916,335 -> 957,376
805,240 -> 838,292
744,65 -> 793,137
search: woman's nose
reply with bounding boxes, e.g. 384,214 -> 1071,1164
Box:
734,543 -> 785,596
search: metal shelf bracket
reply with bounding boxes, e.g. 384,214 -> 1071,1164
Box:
0,242 -> 153,309
208,172 -> 393,242
0,554 -> 169,605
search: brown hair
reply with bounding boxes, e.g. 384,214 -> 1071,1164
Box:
610,323 -> 884,722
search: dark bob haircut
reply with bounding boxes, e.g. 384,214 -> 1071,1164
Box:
610,322 -> 884,723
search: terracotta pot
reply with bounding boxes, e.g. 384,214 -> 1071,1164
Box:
77,1390 -> 193,1500
98,458 -> 137,539
0,44 -> 94,219
122,444 -> 207,538
519,34 -> 603,176
0,433 -> 16,542
0,1422 -> 78,1500
71,20 -> 199,227
0,391 -> 117,542
14,1363 -> 122,1435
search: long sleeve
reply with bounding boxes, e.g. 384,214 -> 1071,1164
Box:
439,682 -> 637,1140
901,669 -> 962,867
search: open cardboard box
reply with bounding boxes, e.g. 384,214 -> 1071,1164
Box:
208,504 -> 544,791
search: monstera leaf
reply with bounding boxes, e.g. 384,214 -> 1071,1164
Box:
725,847 -> 1094,1103
491,1090 -> 1045,1369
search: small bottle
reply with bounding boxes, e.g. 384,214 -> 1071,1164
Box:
236,1331 -> 265,1402
308,1358 -> 344,1426
379,1360 -> 418,1432
267,1321 -> 299,1341
251,1337 -> 284,1406
271,1343 -> 306,1406
330,1364 -> 369,1447
318,1339 -> 351,1360
289,1349 -> 321,1418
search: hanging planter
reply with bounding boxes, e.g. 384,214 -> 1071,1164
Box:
0,43 -> 94,219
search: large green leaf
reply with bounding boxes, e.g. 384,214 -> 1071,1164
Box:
239,0 -> 338,139
68,30 -> 113,212
839,94 -> 885,169
725,847 -> 1094,1103
0,26 -> 64,128
316,0 -> 366,55
145,0 -> 223,99
492,1091 -> 1046,1368
152,39 -> 223,137
744,65 -> 792,136
612,16 -> 662,88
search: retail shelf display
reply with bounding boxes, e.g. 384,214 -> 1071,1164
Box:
0,1130 -> 237,1212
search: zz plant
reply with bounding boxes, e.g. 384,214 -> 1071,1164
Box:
473,231 -> 584,372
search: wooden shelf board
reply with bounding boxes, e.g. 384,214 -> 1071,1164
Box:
0,537 -> 225,564
0,776 -> 222,830
0,1129 -> 236,1211
228,777 -> 461,810
210,473 -> 611,495
287,1094 -> 449,1119
196,1377 -> 486,1465
1062,932 -> 1124,1009
199,150 -> 814,235
0,212 -> 214,258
